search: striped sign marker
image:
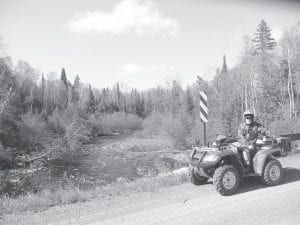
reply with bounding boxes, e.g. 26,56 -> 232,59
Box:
199,91 -> 208,123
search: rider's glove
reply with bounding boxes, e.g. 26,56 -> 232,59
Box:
275,137 -> 282,143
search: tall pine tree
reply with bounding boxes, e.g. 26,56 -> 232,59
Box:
59,68 -> 68,109
60,68 -> 68,89
71,75 -> 80,103
40,73 -> 48,119
253,20 -> 277,54
87,84 -> 96,113
115,82 -> 122,111
221,55 -> 228,73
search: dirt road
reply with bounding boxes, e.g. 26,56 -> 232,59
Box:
97,178 -> 300,225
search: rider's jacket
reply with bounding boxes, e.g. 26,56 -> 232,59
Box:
238,121 -> 271,145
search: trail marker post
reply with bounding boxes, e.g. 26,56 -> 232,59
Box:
199,91 -> 208,146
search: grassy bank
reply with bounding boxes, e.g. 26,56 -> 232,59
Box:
0,168 -> 189,216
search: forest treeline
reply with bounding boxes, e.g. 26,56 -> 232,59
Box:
1,20 -> 300,169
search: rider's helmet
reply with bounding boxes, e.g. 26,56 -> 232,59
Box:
243,110 -> 254,125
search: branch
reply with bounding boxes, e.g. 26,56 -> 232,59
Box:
2,112 -> 16,119
16,154 -> 47,163
0,67 -> 6,81
65,125 -> 85,141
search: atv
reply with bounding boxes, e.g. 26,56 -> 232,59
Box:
188,134 -> 292,195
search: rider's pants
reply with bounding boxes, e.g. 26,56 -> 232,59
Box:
242,146 -> 258,166
243,149 -> 251,166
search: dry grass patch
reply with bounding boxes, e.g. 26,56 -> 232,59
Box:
0,168 -> 188,216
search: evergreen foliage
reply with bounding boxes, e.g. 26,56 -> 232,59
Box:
60,68 -> 68,89
221,55 -> 227,73
253,20 -> 277,54
87,84 -> 96,113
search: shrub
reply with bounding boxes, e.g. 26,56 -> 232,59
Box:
162,113 -> 191,148
0,144 -> 12,170
47,110 -> 66,136
142,112 -> 164,134
18,113 -> 52,150
89,112 -> 143,135
47,105 -> 87,137
46,105 -> 92,146
143,112 -> 194,148
269,117 -> 300,135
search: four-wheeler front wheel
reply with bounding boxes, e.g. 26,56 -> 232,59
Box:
213,165 -> 240,196
261,159 -> 283,186
188,168 -> 209,185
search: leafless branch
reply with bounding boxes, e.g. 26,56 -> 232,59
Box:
2,112 -> 16,119
65,125 -> 85,141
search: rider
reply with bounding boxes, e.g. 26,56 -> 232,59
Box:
238,110 -> 280,167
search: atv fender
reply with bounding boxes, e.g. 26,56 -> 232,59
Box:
253,149 -> 279,175
219,154 -> 245,178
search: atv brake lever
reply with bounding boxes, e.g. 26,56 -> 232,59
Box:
198,151 -> 206,162
190,149 -> 197,159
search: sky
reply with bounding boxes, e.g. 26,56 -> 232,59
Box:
0,0 -> 300,90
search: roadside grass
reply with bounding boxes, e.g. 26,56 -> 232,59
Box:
0,168 -> 189,216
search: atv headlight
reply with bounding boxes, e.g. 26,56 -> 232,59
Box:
202,154 -> 220,162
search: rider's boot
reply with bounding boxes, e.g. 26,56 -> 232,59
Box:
243,151 -> 252,173
243,151 -> 250,165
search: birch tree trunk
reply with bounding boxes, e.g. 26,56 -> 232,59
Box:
0,87 -> 12,116
287,49 -> 295,118
249,63 -> 256,115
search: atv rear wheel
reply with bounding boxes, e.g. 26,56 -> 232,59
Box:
261,159 -> 283,186
213,165 -> 240,196
188,168 -> 209,185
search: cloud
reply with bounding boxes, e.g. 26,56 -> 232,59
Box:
66,0 -> 180,37
123,64 -> 142,74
